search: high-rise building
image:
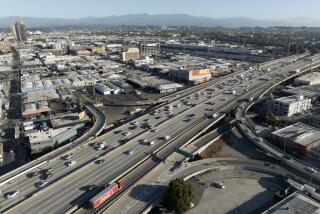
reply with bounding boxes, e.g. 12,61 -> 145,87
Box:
12,21 -> 27,42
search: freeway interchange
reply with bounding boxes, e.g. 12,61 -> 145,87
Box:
1,52 -> 320,214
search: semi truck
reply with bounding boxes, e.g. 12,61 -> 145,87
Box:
90,181 -> 124,209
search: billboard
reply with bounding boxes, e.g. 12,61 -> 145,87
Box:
191,68 -> 210,76
79,111 -> 86,120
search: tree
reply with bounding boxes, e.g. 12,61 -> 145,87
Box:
265,110 -> 277,123
164,178 -> 195,214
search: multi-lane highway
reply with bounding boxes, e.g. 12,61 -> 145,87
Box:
1,52 -> 319,213
100,53 -> 320,214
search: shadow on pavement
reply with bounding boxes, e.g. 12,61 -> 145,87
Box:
129,184 -> 167,202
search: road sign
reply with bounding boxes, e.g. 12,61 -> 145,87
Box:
174,147 -> 194,159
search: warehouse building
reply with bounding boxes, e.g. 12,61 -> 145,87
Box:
22,101 -> 51,118
95,83 -> 113,95
263,191 -> 320,214
294,72 -> 320,86
271,122 -> 320,156
154,83 -> 183,94
269,95 -> 312,117
27,124 -> 84,154
169,67 -> 212,85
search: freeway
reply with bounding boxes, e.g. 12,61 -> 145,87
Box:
1,53 -> 317,213
101,54 -> 320,214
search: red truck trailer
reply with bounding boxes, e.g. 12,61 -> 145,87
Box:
90,181 -> 124,209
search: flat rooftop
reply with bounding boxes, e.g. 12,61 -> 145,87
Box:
272,122 -> 320,147
295,72 -> 320,82
275,95 -> 309,104
263,192 -> 320,214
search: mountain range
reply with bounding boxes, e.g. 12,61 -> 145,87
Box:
0,14 -> 319,28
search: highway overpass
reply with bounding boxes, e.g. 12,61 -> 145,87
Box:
1,52 -> 320,214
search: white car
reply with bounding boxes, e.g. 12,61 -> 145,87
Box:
256,137 -> 263,142
123,132 -> 131,136
307,167 -> 318,173
6,190 -> 19,199
151,128 -> 158,132
213,181 -> 225,189
127,150 -> 135,155
163,135 -> 171,140
148,141 -> 155,145
96,143 -> 105,150
67,160 -> 77,166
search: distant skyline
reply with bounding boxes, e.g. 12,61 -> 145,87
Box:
1,0 -> 320,20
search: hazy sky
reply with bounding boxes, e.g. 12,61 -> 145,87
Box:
0,0 -> 319,20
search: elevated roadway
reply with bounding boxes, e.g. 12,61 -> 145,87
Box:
1,52 -> 318,213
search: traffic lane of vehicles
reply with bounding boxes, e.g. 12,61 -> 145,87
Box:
0,101 -> 192,208
7,101 -> 219,213
0,67 -> 282,211
6,92 -> 270,212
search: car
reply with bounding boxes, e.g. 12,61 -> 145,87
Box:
67,160 -> 77,166
27,171 -> 39,178
127,150 -> 135,155
148,141 -> 155,145
95,159 -> 105,164
96,142 -> 105,150
63,154 -> 74,160
131,121 -> 139,125
46,168 -> 53,174
113,130 -> 122,134
212,181 -> 225,189
162,135 -> 171,140
42,173 -> 53,180
88,185 -> 96,191
37,180 -> 48,188
306,167 -> 318,173
283,155 -> 292,160
256,137 -> 263,142
184,118 -> 192,122
123,132 -> 131,136
6,190 -> 19,199
151,128 -> 158,132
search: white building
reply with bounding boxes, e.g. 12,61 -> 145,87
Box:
95,83 -> 113,95
271,95 -> 312,117
294,72 -> 320,86
134,56 -> 154,67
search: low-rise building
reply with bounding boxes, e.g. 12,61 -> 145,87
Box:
269,95 -> 312,117
27,124 -> 84,154
263,191 -> 320,214
95,83 -> 113,95
154,83 -> 183,93
169,67 -> 211,85
294,72 -> 320,86
139,42 -> 160,56
271,122 -> 320,156
22,101 -> 51,118
121,48 -> 140,62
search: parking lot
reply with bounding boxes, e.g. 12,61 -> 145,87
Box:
187,169 -> 284,214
